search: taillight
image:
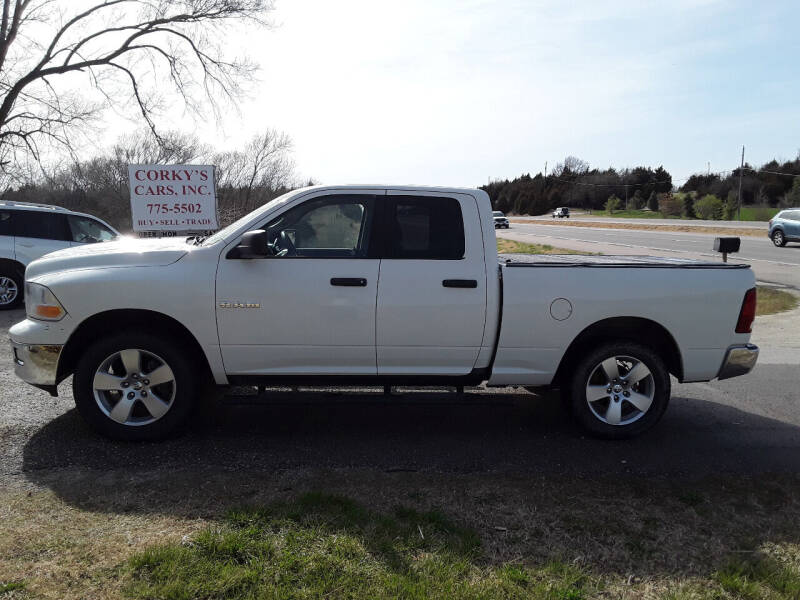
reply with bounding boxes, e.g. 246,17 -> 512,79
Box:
736,288 -> 757,333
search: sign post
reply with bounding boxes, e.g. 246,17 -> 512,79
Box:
128,165 -> 219,236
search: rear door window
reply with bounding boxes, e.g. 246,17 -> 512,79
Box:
385,196 -> 465,259
13,210 -> 70,241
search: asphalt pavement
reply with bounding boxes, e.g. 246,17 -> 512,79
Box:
499,222 -> 800,288
2,296 -> 799,507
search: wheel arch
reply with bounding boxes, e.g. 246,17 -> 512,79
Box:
58,309 -> 212,383
0,257 -> 26,277
552,316 -> 683,385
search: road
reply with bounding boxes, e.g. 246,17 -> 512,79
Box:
499,222 -> 800,288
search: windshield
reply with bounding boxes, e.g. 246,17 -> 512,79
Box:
492,211 -> 504,217
201,189 -> 301,246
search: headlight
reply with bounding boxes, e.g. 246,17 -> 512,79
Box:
25,283 -> 66,321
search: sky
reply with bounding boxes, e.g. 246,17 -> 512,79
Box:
123,0 -> 800,187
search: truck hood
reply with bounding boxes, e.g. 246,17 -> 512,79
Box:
25,237 -> 191,280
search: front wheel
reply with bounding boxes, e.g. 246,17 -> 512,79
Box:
772,230 -> 786,247
567,342 -> 670,438
73,331 -> 198,441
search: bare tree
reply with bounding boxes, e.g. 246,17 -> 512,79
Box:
214,129 -> 294,224
0,0 -> 273,170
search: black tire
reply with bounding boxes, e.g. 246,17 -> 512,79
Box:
0,268 -> 23,310
73,331 -> 198,441
772,230 -> 787,247
567,341 -> 670,439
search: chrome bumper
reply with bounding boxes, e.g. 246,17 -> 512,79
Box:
11,341 -> 62,395
717,343 -> 759,380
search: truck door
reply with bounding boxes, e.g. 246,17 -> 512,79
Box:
216,192 -> 381,376
376,192 -> 487,376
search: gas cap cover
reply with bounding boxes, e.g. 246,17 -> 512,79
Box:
550,298 -> 573,321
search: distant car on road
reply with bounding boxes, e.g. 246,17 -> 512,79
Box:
553,207 -> 570,218
0,201 -> 119,309
768,209 -> 800,247
492,211 -> 509,228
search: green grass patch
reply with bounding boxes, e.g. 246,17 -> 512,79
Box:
124,493 -> 595,600
0,581 -> 26,595
738,206 -> 781,221
757,286 -> 799,316
594,209 -> 667,219
496,238 -> 592,255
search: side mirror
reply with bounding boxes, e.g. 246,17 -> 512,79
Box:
229,229 -> 269,259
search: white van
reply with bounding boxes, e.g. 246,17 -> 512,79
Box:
0,201 -> 119,309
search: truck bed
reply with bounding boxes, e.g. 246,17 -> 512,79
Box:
499,254 -> 750,269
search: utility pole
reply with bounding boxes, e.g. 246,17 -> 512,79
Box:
543,161 -> 547,182
737,145 -> 745,221
625,184 -> 629,210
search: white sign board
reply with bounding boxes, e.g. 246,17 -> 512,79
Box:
128,164 -> 219,232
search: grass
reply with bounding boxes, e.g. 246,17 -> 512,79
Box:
578,205 -> 780,222
510,218 -> 764,237
496,238 -> 591,255
595,209 -> 667,219
124,493 -> 593,600
0,581 -> 26,595
757,286 -> 799,316
4,475 -> 800,600
739,205 -> 782,221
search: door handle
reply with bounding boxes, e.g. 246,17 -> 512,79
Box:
331,277 -> 367,287
17,243 -> 33,248
442,279 -> 478,288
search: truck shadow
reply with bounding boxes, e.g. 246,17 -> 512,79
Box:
19,381 -> 800,579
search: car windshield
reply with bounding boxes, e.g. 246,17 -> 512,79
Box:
492,211 -> 504,217
200,189 -> 300,246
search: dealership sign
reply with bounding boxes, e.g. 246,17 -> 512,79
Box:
128,164 -> 219,233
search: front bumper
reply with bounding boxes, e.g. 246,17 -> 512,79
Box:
11,341 -> 62,395
717,343 -> 759,380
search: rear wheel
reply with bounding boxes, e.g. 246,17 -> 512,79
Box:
567,342 -> 670,438
73,331 -> 197,440
772,230 -> 786,247
0,270 -> 23,310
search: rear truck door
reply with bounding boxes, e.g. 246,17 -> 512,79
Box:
376,191 -> 488,376
215,191 -> 382,376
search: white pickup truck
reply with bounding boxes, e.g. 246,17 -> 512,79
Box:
11,185 -> 759,440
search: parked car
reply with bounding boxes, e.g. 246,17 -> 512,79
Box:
11,185 -> 758,441
768,209 -> 800,247
0,201 -> 119,309
492,210 -> 509,228
553,207 -> 570,218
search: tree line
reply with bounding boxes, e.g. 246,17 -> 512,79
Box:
482,154 -> 800,216
2,129 -> 299,231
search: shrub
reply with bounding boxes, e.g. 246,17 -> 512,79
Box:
682,193 -> 696,218
631,189 -> 644,209
695,194 -> 724,220
604,195 -> 621,214
723,191 -> 738,220
659,193 -> 682,217
647,191 -> 658,212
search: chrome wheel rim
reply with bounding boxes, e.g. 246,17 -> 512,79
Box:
773,232 -> 784,246
0,277 -> 18,305
585,355 -> 655,426
93,348 -> 176,427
